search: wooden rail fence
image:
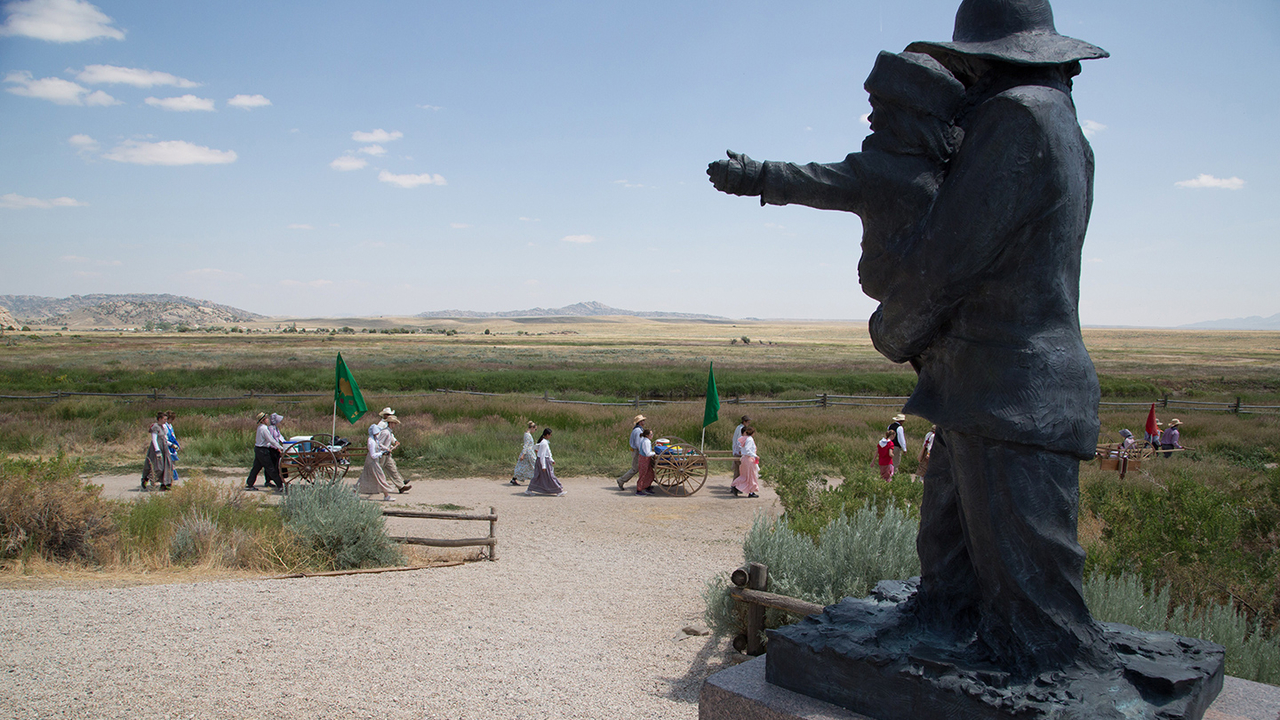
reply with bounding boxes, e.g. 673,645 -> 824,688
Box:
728,562 -> 825,655
381,506 -> 498,561
3,387 -> 1279,415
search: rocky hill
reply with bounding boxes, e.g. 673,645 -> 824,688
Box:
0,294 -> 262,329
0,306 -> 17,329
1179,313 -> 1280,331
417,300 -> 726,320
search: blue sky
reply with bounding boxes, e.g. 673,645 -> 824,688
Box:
2,0 -> 1277,324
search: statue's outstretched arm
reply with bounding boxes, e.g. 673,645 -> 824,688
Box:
708,150 -> 867,211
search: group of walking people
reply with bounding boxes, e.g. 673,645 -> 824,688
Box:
245,411 -> 289,491
510,420 -> 564,496
141,410 -> 180,490
608,414 -> 761,498
875,413 -> 936,482
355,407 -> 413,501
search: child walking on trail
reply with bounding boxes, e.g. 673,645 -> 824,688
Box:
877,430 -> 897,481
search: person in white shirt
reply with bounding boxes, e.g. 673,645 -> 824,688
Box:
731,427 -> 760,498
917,425 -> 936,481
635,428 -> 657,496
356,422 -> 395,501
526,428 -> 565,496
731,415 -> 752,480
245,412 -> 284,491
373,409 -> 411,493
888,413 -> 907,470
616,415 -> 647,490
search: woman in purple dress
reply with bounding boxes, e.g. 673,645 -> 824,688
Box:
525,428 -> 565,496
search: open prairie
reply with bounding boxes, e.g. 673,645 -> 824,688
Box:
5,317 -> 1280,391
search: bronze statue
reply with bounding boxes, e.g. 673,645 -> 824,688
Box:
707,1 -> 1225,717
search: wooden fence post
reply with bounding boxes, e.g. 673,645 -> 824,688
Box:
746,562 -> 769,656
488,505 -> 498,561
1233,397 -> 1241,414
820,393 -> 828,409
1162,394 -> 1168,408
152,388 -> 158,401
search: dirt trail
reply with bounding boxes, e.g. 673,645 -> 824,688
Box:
1,471 -> 778,719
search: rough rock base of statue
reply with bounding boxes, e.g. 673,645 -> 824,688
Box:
766,580 -> 1225,720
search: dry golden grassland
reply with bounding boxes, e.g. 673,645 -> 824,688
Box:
6,317 -> 1280,382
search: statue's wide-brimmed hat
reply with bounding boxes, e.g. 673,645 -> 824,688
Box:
906,0 -> 1108,66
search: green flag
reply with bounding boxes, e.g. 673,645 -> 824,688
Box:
335,352 -> 367,424
703,362 -> 720,428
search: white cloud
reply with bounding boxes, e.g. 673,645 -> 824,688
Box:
227,93 -> 271,109
352,129 -> 402,143
103,140 -> 237,165
561,234 -> 597,244
76,64 -> 197,88
330,155 -> 367,171
287,224 -> 314,230
2,193 -> 85,209
378,170 -> 445,188
280,279 -> 333,288
417,104 -> 442,111
0,0 -> 124,42
450,222 -> 471,229
1175,174 -> 1245,190
68,133 -> 97,150
519,217 -> 540,222
859,113 -> 871,126
83,89 -> 116,106
145,94 -> 215,112
1081,120 -> 1106,138
613,179 -> 646,188
60,255 -> 88,262
358,144 -> 386,156
4,71 -> 119,105
73,270 -> 99,277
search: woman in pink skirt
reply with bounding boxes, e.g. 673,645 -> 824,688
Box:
877,430 -> 897,481
731,427 -> 760,498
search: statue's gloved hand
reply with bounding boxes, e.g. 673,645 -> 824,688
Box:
707,150 -> 764,196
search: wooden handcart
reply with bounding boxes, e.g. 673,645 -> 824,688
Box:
1094,441 -> 1156,479
279,434 -> 366,486
651,436 -> 708,496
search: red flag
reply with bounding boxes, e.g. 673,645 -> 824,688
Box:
1145,403 -> 1158,438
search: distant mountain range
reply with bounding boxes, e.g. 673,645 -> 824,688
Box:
417,300 -> 728,320
0,294 -> 262,328
1178,313 -> 1280,331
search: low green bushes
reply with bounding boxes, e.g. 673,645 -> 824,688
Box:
2,457 -> 402,574
703,504 -> 920,641
1086,572 -> 1280,684
1082,470 -> 1280,637
280,480 -> 403,571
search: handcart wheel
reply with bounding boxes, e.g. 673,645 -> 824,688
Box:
279,441 -> 341,486
651,436 -> 708,496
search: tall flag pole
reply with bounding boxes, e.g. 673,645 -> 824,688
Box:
335,353 -> 368,438
701,362 -> 720,452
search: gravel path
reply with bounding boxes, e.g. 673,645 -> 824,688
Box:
1,473 -> 779,719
